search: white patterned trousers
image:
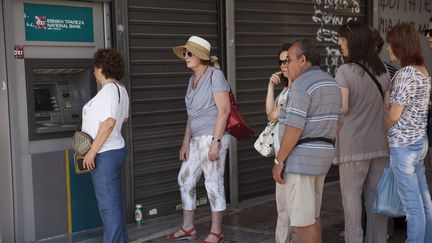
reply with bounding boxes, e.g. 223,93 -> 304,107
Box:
178,135 -> 230,212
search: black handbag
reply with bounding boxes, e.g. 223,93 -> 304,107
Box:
74,153 -> 93,174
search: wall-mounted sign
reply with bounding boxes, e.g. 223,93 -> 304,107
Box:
14,45 -> 24,59
24,3 -> 94,42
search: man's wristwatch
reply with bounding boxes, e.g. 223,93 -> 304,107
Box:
274,158 -> 281,165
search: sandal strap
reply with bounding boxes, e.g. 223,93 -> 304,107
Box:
180,227 -> 196,236
166,227 -> 196,240
208,231 -> 224,239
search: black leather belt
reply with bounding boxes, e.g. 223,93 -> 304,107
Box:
296,137 -> 335,146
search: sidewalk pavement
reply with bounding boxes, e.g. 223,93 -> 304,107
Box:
41,162 -> 432,243
132,181 -> 409,243
138,181 -> 346,243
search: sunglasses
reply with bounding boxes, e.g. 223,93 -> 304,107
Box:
281,59 -> 290,65
182,51 -> 193,58
424,29 -> 432,36
281,57 -> 297,65
280,53 -> 304,66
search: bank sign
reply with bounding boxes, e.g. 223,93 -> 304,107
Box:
24,3 -> 94,42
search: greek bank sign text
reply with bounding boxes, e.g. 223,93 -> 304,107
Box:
24,3 -> 94,42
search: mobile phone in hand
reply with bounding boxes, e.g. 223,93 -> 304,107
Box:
279,73 -> 288,86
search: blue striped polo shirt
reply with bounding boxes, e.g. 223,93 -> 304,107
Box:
278,66 -> 341,176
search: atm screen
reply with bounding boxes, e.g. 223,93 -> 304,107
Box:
34,88 -> 52,112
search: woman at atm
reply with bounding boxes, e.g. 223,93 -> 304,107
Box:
82,48 -> 129,243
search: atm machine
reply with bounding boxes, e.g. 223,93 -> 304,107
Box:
25,59 -> 95,140
2,1 -> 110,241
25,59 -> 100,239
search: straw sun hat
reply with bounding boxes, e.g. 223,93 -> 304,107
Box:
172,36 -> 219,68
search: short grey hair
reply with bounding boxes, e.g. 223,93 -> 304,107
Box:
293,39 -> 321,66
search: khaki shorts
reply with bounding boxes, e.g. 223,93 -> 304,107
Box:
283,173 -> 326,227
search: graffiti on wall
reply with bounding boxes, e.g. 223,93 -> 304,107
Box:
312,0 -> 360,75
377,0 -> 432,69
378,0 -> 431,34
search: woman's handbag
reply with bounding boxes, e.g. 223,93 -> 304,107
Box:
254,121 -> 277,157
209,71 -> 254,141
74,153 -> 92,174
71,131 -> 93,156
225,91 -> 254,140
372,163 -> 405,217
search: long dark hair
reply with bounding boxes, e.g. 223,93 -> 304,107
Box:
278,42 -> 291,87
338,21 -> 386,76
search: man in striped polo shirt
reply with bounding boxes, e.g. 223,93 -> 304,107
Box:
273,39 -> 341,243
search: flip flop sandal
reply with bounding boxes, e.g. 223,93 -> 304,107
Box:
166,227 -> 197,241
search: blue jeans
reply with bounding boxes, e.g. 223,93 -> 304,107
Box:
91,146 -> 128,243
390,136 -> 432,243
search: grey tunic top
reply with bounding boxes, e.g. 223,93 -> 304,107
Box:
334,63 -> 391,163
185,66 -> 230,137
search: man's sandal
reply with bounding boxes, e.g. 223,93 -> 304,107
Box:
202,232 -> 224,243
166,227 -> 197,241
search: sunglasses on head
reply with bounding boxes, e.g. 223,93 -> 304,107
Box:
182,51 -> 193,58
424,29 -> 432,36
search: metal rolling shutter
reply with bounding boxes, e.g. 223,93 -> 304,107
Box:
234,0 -> 366,200
127,0 -> 221,218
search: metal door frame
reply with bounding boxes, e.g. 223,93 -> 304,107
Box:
225,0 -> 238,205
112,0 -> 134,219
0,0 -> 15,241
